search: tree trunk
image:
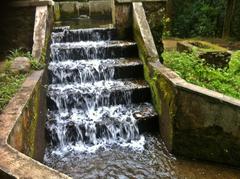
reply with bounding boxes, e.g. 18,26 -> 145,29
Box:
223,0 -> 236,38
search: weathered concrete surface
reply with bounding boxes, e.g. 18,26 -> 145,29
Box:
54,1 -> 112,21
0,71 -> 70,178
177,41 -> 232,68
32,5 -> 54,61
11,0 -> 54,7
112,1 -> 133,39
0,2 -> 70,178
143,1 -> 165,62
174,82 -> 240,166
113,0 -> 165,54
133,2 -> 240,166
133,2 -> 175,151
89,0 -> 112,19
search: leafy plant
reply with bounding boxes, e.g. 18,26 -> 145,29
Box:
229,50 -> 240,74
0,48 -> 45,112
6,48 -> 45,71
162,15 -> 171,38
0,73 -> 26,112
7,48 -> 32,61
30,59 -> 45,70
163,50 -> 240,99
171,0 -> 226,38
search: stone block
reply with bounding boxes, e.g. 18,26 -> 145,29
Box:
59,2 -> 78,19
10,57 -> 31,74
89,0 -> 112,19
177,41 -> 232,68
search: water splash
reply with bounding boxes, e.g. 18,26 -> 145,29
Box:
46,28 -> 149,156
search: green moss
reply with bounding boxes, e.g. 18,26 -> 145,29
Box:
187,40 -> 228,52
28,82 -> 40,157
142,60 -> 176,150
54,3 -> 61,21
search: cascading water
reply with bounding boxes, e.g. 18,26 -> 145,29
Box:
44,27 -> 157,158
42,25 -> 239,179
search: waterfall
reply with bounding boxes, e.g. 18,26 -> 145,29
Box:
45,27 -> 156,155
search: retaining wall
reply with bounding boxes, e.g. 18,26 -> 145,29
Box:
0,1 -> 70,178
132,2 -> 240,166
54,0 -> 112,20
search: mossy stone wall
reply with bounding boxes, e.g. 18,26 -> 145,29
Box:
133,2 -> 240,167
8,70 -> 47,161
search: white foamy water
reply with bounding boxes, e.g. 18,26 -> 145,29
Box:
45,27 -> 150,158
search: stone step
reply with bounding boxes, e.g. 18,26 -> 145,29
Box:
54,19 -> 113,29
50,41 -> 138,61
48,58 -> 144,84
52,27 -> 117,43
52,26 -> 70,33
46,103 -> 159,146
47,80 -> 151,111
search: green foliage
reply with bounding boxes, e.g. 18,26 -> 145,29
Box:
0,48 -> 46,112
171,0 -> 225,38
163,50 -> 240,99
30,59 -> 45,70
7,48 -> 32,60
0,73 -> 26,112
162,15 -> 171,38
6,48 -> 45,70
229,51 -> 240,74
3,60 -> 12,74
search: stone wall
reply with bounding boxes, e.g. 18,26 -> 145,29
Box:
143,2 -> 165,62
133,2 -> 240,166
54,0 -> 112,20
7,71 -> 47,161
113,0 -> 166,58
0,71 -> 69,178
0,2 -> 70,178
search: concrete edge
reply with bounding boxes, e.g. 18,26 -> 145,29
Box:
132,2 -> 159,61
32,6 -> 48,60
132,2 -> 240,110
0,71 -> 70,178
117,0 -> 167,3
11,0 -> 54,7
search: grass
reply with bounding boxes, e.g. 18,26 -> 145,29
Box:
0,73 -> 26,112
163,50 -> 240,99
0,48 -> 45,112
7,48 -> 45,70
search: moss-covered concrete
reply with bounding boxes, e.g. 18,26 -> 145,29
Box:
133,2 -> 177,150
113,1 -> 133,39
143,2 -> 165,62
54,1 -> 112,21
7,70 -> 47,161
177,40 -> 232,68
133,1 -> 240,167
173,84 -> 240,166
0,71 -> 69,178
